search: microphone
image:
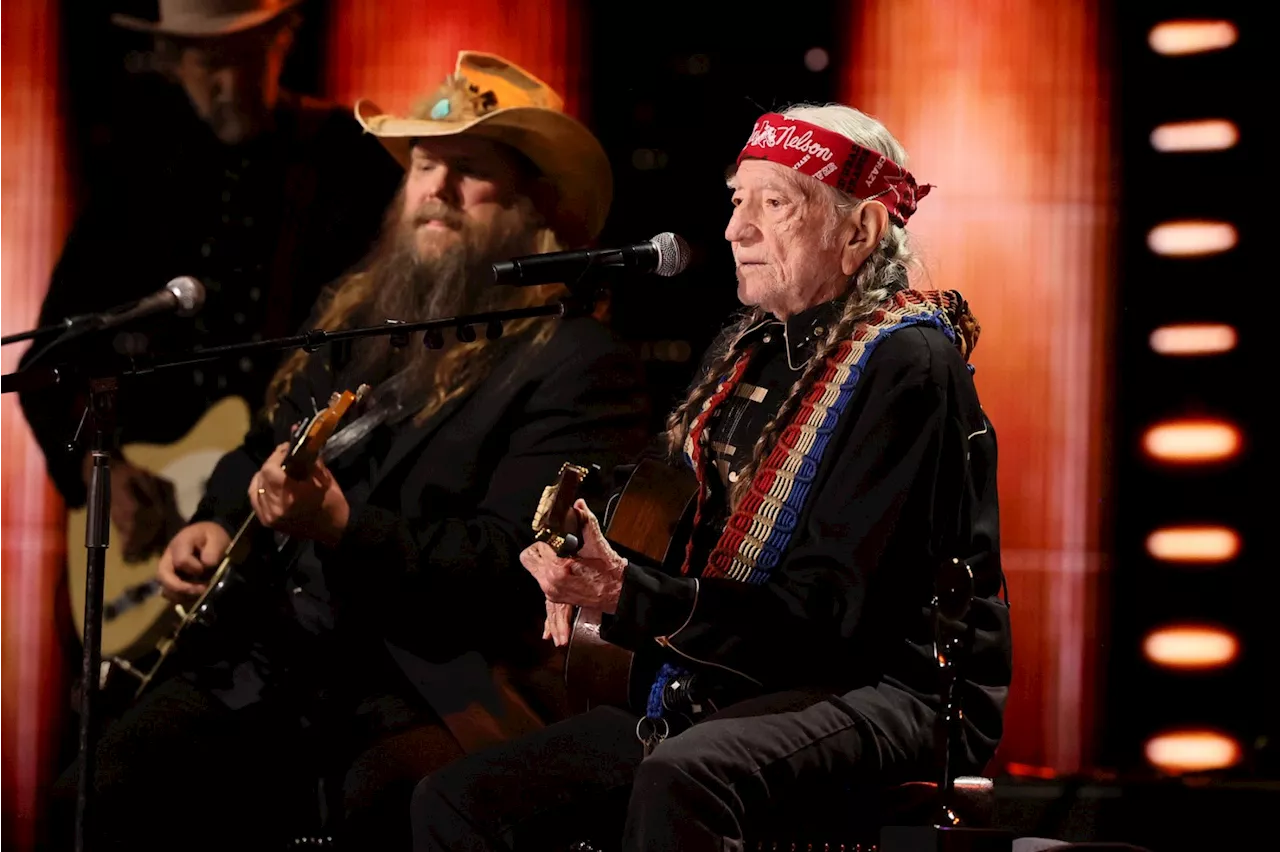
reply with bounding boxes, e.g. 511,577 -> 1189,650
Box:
88,276 -> 206,331
492,232 -> 691,286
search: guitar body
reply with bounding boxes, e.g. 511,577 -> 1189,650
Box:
564,459 -> 699,714
66,395 -> 251,661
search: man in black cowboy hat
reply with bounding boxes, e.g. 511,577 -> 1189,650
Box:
19,0 -> 401,566
47,49 -> 650,852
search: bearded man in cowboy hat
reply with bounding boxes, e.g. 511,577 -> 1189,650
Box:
20,0 -> 401,567
47,51 -> 649,852
410,104 -> 1012,851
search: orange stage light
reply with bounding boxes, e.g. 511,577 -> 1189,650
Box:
1146,526 -> 1240,563
1142,419 -> 1241,463
1150,119 -> 1238,152
1142,624 -> 1240,670
1147,221 -> 1237,257
1149,324 -> 1237,356
1148,20 -> 1238,56
1145,729 -> 1242,773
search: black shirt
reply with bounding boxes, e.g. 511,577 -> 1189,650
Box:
602,296 -> 1012,770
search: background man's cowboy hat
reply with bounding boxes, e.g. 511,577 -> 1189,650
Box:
355,51 -> 613,248
111,0 -> 303,37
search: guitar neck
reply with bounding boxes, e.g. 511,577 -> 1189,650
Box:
224,508 -> 263,564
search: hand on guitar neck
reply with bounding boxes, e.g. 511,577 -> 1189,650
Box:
247,442 -> 348,547
81,453 -> 184,563
156,389 -> 361,606
521,497 -> 628,644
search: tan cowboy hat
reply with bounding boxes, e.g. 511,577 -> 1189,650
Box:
111,0 -> 303,37
355,51 -> 613,247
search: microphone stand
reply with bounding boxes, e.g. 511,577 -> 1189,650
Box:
1,317 -> 87,346
0,289 -> 600,852
880,557 -> 1012,852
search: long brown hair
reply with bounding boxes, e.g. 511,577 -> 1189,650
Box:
265,188 -> 566,424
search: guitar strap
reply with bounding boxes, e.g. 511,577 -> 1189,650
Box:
317,370 -> 416,463
643,291 -> 977,747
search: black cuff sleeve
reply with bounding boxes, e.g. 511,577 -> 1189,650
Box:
599,560 -> 697,651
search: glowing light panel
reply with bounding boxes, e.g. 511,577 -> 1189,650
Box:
1145,730 -> 1242,772
1149,324 -> 1237,355
1147,221 -> 1237,257
1150,119 -> 1238,152
1146,526 -> 1240,563
1143,625 -> 1239,670
1148,20 -> 1237,55
1142,419 -> 1241,463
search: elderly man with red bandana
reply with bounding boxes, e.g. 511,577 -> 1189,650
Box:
411,103 -> 1013,851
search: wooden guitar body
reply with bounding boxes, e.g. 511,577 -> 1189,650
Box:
558,459 -> 698,714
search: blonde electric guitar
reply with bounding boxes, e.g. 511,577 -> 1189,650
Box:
66,395 -> 252,663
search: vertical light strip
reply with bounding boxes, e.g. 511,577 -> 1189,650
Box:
1,0 -> 71,846
324,0 -> 583,125
842,0 -> 1111,774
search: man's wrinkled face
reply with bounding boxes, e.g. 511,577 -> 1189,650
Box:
724,160 -> 850,319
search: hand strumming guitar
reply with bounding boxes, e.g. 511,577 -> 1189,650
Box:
248,442 -> 349,547
84,454 -> 184,562
521,499 -> 627,641
543,600 -> 574,647
157,521 -> 231,603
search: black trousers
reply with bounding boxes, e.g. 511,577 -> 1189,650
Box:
412,686 -> 940,852
46,674 -> 464,852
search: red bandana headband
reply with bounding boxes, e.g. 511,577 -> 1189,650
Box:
737,112 -> 932,226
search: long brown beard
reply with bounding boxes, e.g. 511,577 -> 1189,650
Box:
266,190 -> 563,422
347,193 -> 542,384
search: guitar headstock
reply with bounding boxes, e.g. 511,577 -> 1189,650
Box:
532,462 -> 601,556
283,384 -> 371,479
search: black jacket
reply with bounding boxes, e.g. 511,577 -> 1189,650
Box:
602,314 -> 1011,771
188,315 -> 650,726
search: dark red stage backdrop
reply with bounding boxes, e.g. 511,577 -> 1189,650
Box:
2,0 -> 74,848
842,0 -> 1115,773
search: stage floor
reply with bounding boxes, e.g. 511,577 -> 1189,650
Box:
992,775 -> 1280,851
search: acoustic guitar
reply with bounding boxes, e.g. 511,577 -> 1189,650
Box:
111,385 -> 368,698
66,395 -> 251,663
531,458 -> 699,714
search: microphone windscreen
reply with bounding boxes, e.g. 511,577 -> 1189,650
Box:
650,232 -> 691,277
166,276 -> 206,316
